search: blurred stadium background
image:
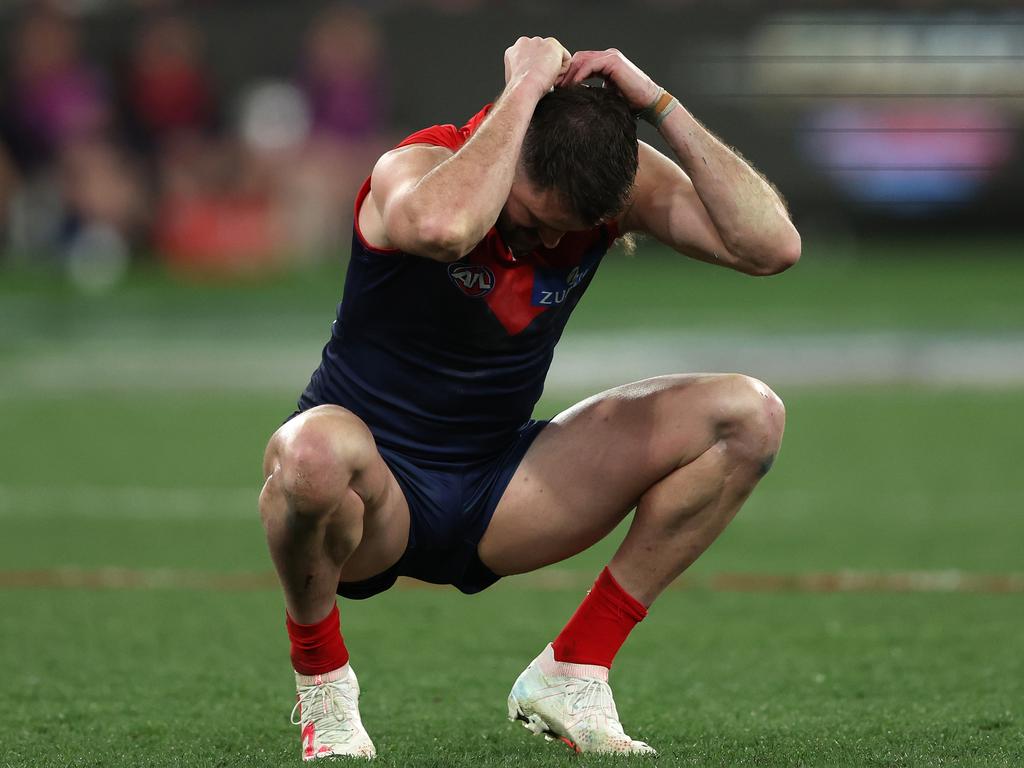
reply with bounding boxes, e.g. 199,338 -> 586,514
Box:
1,1 -> 1022,766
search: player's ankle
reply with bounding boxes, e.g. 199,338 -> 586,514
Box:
551,567 -> 647,668
287,603 -> 351,675
294,664 -> 350,686
541,644 -> 609,680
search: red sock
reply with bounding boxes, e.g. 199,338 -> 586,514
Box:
552,567 -> 648,669
286,604 -> 350,675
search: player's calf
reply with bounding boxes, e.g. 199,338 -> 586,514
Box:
609,374 -> 786,603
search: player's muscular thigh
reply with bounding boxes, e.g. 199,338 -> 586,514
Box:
480,374 -> 782,573
587,373 -> 784,478
636,374 -> 781,484
539,375 -> 743,497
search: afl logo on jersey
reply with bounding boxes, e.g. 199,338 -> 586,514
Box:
448,263 -> 495,297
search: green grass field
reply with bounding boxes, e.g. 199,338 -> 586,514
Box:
2,241 -> 1022,766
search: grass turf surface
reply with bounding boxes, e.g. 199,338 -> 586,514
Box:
2,246 -> 1023,766
2,590 -> 1022,767
2,388 -> 1023,767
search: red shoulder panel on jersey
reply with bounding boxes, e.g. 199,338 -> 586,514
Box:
394,105 -> 494,152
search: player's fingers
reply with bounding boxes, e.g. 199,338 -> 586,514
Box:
574,50 -> 615,79
565,50 -> 597,71
558,50 -> 598,86
568,54 -> 615,86
558,51 -> 573,80
560,49 -> 572,75
555,59 -> 573,86
544,36 -> 571,68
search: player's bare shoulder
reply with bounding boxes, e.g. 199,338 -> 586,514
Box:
359,144 -> 454,253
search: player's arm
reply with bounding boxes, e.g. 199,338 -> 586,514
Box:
362,37 -> 571,263
562,50 -> 801,276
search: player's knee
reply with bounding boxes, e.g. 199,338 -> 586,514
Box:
714,374 -> 786,465
268,407 -> 377,516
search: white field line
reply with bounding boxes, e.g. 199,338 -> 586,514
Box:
550,330 -> 1024,389
1,567 -> 1021,593
0,484 -> 257,520
3,331 -> 1024,395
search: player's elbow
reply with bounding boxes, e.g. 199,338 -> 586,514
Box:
761,237 -> 802,275
743,229 -> 801,276
399,209 -> 475,262
420,216 -> 475,262
777,226 -> 802,270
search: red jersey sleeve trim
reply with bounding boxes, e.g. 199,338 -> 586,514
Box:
394,124 -> 464,152
394,104 -> 494,151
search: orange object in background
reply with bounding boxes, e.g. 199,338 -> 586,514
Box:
155,194 -> 284,275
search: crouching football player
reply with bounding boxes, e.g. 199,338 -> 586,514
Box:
259,37 -> 800,759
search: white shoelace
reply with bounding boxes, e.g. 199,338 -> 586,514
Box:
565,677 -> 627,736
290,678 -> 361,738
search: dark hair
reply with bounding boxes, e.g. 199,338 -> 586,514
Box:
521,85 -> 638,226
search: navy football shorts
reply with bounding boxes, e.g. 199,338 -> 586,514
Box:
336,419 -> 549,599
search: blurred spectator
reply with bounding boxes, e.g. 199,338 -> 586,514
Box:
274,3 -> 391,257
0,144 -> 16,245
149,4 -> 394,273
153,129 -> 285,275
124,13 -> 216,151
1,8 -> 109,172
122,12 -> 262,275
59,138 -> 141,291
61,138 -> 146,241
0,7 -> 143,282
302,4 -> 386,143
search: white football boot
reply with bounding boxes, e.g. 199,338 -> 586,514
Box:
290,664 -> 376,760
507,643 -> 656,755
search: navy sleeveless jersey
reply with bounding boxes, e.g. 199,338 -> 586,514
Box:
298,106 -> 620,463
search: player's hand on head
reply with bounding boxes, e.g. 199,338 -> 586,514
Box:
504,36 -> 572,96
559,49 -> 661,111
